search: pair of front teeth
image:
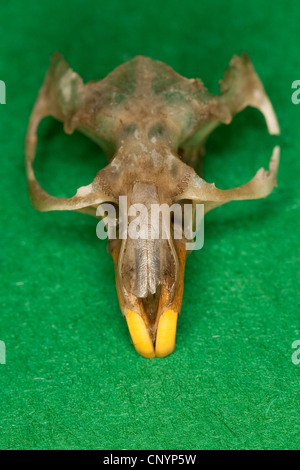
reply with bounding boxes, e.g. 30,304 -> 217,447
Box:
125,309 -> 178,358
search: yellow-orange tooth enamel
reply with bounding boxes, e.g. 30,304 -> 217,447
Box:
155,309 -> 178,358
125,309 -> 155,358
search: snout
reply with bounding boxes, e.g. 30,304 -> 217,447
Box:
109,238 -> 187,358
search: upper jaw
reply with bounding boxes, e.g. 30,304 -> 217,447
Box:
109,238 -> 187,358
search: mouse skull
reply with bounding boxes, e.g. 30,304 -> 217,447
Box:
26,53 -> 280,358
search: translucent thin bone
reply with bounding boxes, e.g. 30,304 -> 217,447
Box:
25,53 -> 114,212
178,146 -> 280,212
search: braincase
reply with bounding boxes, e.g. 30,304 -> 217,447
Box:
70,56 -> 215,147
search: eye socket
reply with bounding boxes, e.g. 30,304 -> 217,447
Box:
35,117 -> 106,198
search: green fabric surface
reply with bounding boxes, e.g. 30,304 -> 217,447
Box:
0,0 -> 299,450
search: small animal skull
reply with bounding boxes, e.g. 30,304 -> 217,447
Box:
26,53 -> 280,358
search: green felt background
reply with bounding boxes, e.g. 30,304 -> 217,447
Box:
0,0 -> 299,450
